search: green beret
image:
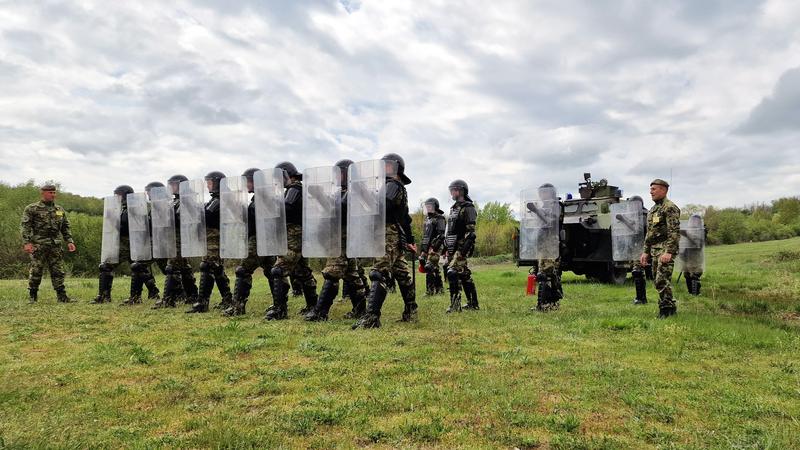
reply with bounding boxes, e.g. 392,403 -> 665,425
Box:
40,184 -> 57,192
650,178 -> 669,188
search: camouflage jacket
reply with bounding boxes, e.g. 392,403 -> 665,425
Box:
644,198 -> 680,255
20,201 -> 74,246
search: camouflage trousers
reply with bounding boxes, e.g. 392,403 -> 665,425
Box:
371,225 -> 413,290
651,246 -> 675,308
28,244 -> 66,292
202,228 -> 224,271
237,235 -> 276,294
447,251 -> 472,282
273,224 -> 316,289
537,258 -> 562,309
323,253 -> 366,299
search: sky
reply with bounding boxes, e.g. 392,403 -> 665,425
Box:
1,0 -> 799,212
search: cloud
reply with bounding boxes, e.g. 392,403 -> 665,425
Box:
736,66 -> 800,134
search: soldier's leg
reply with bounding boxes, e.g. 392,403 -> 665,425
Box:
305,257 -> 344,321
263,255 -> 276,298
692,271 -> 702,295
653,250 -> 676,317
632,263 -> 647,305
154,262 -> 177,308
28,249 -> 45,303
92,262 -> 115,304
290,274 -> 303,297
123,261 -> 148,305
460,259 -> 479,310
446,253 -> 465,313
225,246 -> 258,317
47,247 -> 72,303
188,257 -> 214,313
356,259 -> 370,297
140,261 -> 160,300
342,258 -> 367,319
393,255 -> 417,322
352,232 -> 399,329
177,258 -> 197,304
294,257 -> 318,315
535,259 -> 556,311
211,255 -> 232,310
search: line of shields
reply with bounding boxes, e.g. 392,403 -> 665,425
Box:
99,160 -> 391,265
517,185 -> 704,272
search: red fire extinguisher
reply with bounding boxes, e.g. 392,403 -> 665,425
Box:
526,272 -> 537,296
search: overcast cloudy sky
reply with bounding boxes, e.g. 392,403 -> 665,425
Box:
1,0 -> 799,211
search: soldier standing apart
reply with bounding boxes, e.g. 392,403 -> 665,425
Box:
630,195 -> 649,305
531,184 -> 563,311
444,180 -> 479,313
304,159 -> 368,322
92,185 -> 136,304
224,168 -> 276,317
187,171 -> 233,313
264,162 -> 318,320
352,153 -> 417,329
21,183 -> 77,303
679,213 -> 705,296
154,175 -> 197,308
420,197 -> 446,296
640,179 -> 681,318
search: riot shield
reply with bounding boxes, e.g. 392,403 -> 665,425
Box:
346,159 -> 386,258
126,192 -> 152,262
254,168 -> 288,256
303,166 -> 342,257
678,214 -> 705,273
519,186 -> 561,260
150,186 -> 177,259
179,179 -> 207,257
100,195 -> 121,264
220,176 -> 249,259
610,199 -> 645,262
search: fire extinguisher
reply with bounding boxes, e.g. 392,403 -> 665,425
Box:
526,272 -> 537,296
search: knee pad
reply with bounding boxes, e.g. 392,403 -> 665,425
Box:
425,263 -> 435,273
163,264 -> 175,275
369,269 -> 384,282
98,263 -> 114,273
632,268 -> 644,279
447,268 -> 459,283
199,261 -> 212,273
235,266 -> 248,277
322,271 -> 337,281
131,261 -> 147,274
270,266 -> 284,279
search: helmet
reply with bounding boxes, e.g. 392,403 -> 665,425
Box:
242,167 -> 260,181
113,185 -> 134,196
381,153 -> 411,185
168,174 -> 189,184
448,179 -> 469,196
538,183 -> 557,200
144,181 -> 164,194
275,162 -> 302,180
335,159 -> 354,187
424,197 -> 443,215
204,171 -> 226,194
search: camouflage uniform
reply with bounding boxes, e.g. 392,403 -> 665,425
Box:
535,259 -> 562,311
644,197 -> 681,313
20,200 -> 74,302
265,179 -> 318,319
420,208 -> 446,295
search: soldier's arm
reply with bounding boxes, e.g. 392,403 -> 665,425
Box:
20,205 -> 34,244
61,209 -> 75,244
665,205 -> 681,254
460,205 -> 478,256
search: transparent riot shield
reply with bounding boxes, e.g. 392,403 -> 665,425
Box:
610,199 -> 645,261
346,159 -> 386,258
100,195 -> 121,264
219,176 -> 249,259
254,168 -> 288,256
179,179 -> 207,257
126,192 -> 152,262
303,166 -> 342,257
678,214 -> 705,273
519,186 -> 561,260
149,186 -> 177,259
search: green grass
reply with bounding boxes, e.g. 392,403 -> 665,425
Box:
1,239 -> 799,448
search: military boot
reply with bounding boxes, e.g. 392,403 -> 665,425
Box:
265,269 -> 289,320
92,272 -> 113,304
344,288 -> 367,319
224,274 -> 251,317
212,267 -> 233,310
341,280 -> 351,301
121,273 -> 144,306
299,283 -> 318,315
446,270 -> 461,313
305,279 -> 338,322
352,276 -> 386,329
291,276 -> 303,297
535,273 -> 549,311
632,269 -> 647,305
28,287 -> 38,304
144,274 -> 160,300
187,270 -> 213,313
462,280 -> 480,310
398,282 -> 418,322
56,287 -> 74,303
180,268 -> 199,305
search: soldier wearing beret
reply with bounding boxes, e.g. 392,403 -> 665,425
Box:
640,179 -> 681,318
20,184 -> 77,303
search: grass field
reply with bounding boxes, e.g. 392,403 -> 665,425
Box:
1,239 -> 799,449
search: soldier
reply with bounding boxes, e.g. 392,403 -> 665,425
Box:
679,213 -> 705,296
223,168 -> 276,317
21,183 -> 77,303
419,197 -> 446,296
640,179 -> 681,318
352,153 -> 417,329
629,195 -> 649,305
154,175 -> 198,309
529,184 -> 563,312
120,183 -> 162,306
264,162 -> 318,320
187,171 -> 233,313
304,159 -> 368,322
92,185 -> 138,304
444,180 -> 479,313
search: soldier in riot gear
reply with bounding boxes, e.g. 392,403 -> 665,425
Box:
529,183 -> 563,312
629,195 -> 649,305
679,214 -> 705,296
443,180 -> 479,313
305,159 -> 368,322
420,197 -> 446,296
187,171 -> 233,313
264,162 -> 318,320
223,168 -> 277,316
352,153 -> 417,329
153,175 -> 198,308
119,182 -> 165,306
